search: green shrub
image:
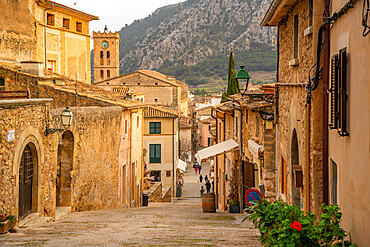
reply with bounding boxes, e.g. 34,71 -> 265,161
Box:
244,200 -> 356,247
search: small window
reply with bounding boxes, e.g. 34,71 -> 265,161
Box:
308,0 -> 313,26
331,160 -> 338,205
100,70 -> 104,79
155,82 -> 158,85
154,98 -> 158,103
137,116 -> 140,128
107,70 -> 110,79
166,171 -> 171,177
150,122 -> 161,134
125,120 -> 128,134
293,15 -> 299,59
100,51 -> 104,65
0,78 -> 5,87
63,18 -> 70,29
47,13 -> 55,26
107,51 -> 110,65
137,83 -> 140,85
76,22 -> 82,32
47,60 -> 56,72
149,144 -> 161,163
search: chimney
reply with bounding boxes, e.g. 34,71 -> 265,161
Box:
20,61 -> 44,77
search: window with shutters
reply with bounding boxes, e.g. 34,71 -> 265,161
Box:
149,144 -> 161,163
329,48 -> 349,136
149,122 -> 161,134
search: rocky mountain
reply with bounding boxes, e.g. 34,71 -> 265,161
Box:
119,0 -> 277,86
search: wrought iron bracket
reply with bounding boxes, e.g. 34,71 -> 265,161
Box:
44,127 -> 67,136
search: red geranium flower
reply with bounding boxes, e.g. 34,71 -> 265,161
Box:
290,221 -> 302,231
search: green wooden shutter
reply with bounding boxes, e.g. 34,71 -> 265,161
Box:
329,55 -> 338,129
338,48 -> 349,136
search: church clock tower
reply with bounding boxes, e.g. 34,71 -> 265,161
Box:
92,26 -> 120,83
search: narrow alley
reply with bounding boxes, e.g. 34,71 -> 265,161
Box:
0,164 -> 261,247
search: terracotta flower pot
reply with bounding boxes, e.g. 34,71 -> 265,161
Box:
0,214 -> 6,222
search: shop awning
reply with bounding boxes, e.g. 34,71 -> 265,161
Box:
177,159 -> 187,171
195,139 -> 239,162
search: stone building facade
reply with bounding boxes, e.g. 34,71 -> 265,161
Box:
92,28 -> 120,83
95,70 -> 189,115
261,0 -> 325,215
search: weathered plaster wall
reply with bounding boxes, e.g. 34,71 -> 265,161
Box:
328,1 -> 370,245
51,106 -> 123,212
0,0 -> 37,62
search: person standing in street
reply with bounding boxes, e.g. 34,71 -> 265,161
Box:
205,175 -> 208,181
200,186 -> 205,196
205,180 -> 211,194
199,174 -> 203,183
195,166 -> 198,174
199,166 -> 202,174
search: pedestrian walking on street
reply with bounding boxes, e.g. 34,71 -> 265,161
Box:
205,180 -> 211,194
199,166 -> 202,174
199,174 -> 203,183
200,186 -> 205,196
204,175 -> 208,181
195,167 -> 198,174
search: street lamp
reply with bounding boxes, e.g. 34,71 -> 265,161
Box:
45,106 -> 73,136
235,66 -> 251,94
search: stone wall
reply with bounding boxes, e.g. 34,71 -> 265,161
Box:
51,106 -> 122,212
0,100 -> 56,219
276,0 -> 324,215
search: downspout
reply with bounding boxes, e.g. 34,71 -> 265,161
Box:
305,98 -> 311,211
44,3 -> 54,70
275,26 -> 279,200
231,101 -> 243,211
173,117 -> 175,198
322,0 -> 331,205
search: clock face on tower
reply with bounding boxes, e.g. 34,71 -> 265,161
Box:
102,41 -> 109,48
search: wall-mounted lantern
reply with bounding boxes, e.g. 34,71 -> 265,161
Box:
235,66 -> 251,94
45,106 -> 73,136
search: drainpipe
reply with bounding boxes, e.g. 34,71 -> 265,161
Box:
305,99 -> 311,211
275,119 -> 278,200
322,0 -> 330,205
173,117 -> 175,198
44,3 -> 54,70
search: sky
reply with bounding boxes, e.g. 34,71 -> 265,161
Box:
61,0 -> 186,33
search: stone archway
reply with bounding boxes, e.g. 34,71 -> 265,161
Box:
291,129 -> 300,207
18,143 -> 39,219
56,131 -> 74,207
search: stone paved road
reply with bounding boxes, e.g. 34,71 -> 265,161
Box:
0,165 -> 261,247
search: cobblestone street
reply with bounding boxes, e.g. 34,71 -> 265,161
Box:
0,164 -> 261,247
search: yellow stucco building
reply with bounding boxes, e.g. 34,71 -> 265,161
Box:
35,1 -> 98,83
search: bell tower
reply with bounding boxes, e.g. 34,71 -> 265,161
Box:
92,25 -> 120,83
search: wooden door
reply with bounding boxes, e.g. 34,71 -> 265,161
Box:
19,145 -> 33,219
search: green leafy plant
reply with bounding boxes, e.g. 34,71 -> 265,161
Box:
243,200 -> 357,247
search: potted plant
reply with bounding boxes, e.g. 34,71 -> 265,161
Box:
0,213 -> 16,234
227,168 -> 241,213
228,200 -> 240,213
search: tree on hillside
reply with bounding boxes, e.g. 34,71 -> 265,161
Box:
221,48 -> 240,103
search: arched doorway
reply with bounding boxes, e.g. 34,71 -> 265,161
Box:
291,129 -> 300,208
19,143 -> 38,219
56,131 -> 74,207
